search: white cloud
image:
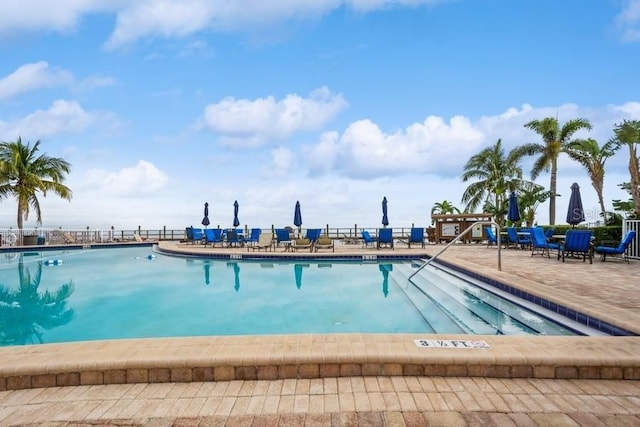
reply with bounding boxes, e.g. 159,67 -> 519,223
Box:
0,1 -> 119,36
201,86 -> 347,147
85,160 -> 169,196
306,115 -> 484,179
616,0 -> 640,42
0,0 -> 444,49
0,99 -> 119,141
303,101 -> 640,180
0,62 -> 74,100
266,146 -> 295,177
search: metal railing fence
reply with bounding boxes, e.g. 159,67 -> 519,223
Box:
0,225 -> 437,247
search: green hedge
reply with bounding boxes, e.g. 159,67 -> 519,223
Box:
534,225 -> 622,245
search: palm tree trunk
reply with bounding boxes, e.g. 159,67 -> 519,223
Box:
549,159 -> 557,225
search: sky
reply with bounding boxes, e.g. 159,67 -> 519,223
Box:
0,0 -> 639,232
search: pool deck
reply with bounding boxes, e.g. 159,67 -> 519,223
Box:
1,240 -> 640,425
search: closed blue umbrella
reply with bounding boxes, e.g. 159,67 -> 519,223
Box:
507,191 -> 521,223
379,264 -> 392,297
294,264 -> 304,289
293,201 -> 302,236
382,197 -> 389,227
233,200 -> 240,227
566,183 -> 585,227
227,262 -> 240,292
203,262 -> 210,285
201,202 -> 210,228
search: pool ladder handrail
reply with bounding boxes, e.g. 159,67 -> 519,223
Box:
408,221 -> 502,280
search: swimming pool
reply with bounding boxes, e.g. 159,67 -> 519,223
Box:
0,246 -> 595,346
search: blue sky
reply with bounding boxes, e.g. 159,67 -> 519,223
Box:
1,0 -> 639,231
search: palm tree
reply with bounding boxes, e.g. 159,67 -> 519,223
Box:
461,139 -> 523,226
0,255 -> 74,345
609,120 -> 640,217
564,138 -> 616,224
0,137 -> 72,230
430,200 -> 461,217
517,182 -> 551,227
513,117 -> 592,225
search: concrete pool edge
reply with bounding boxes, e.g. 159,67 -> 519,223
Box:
2,242 -> 639,391
1,334 -> 640,391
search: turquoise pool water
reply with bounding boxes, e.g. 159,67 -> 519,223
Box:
0,246 -> 583,346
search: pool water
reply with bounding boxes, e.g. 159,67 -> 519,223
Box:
0,246 -> 584,346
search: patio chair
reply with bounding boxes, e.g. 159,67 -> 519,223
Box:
485,227 -> 498,247
407,227 -> 425,248
314,235 -> 334,252
244,228 -> 261,247
292,237 -> 313,252
361,230 -> 376,248
225,229 -> 242,247
204,228 -> 223,247
275,228 -> 292,248
530,227 -> 561,258
305,228 -> 322,244
595,230 -> 636,263
187,227 -> 204,245
560,229 -> 593,264
377,228 -> 394,250
249,233 -> 273,252
506,227 -> 531,249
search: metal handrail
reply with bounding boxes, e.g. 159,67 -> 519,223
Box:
408,221 -> 502,280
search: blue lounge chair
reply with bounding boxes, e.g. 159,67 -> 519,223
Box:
596,230 -> 636,263
485,227 -> 498,247
361,230 -> 376,248
407,227 -> 425,248
530,227 -> 560,258
377,228 -> 394,250
275,228 -> 292,249
204,228 -> 223,247
189,227 -> 205,245
507,227 -> 531,249
560,229 -> 593,263
245,228 -> 261,246
305,228 -> 322,243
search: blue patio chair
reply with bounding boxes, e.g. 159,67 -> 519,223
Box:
361,230 -> 377,248
560,229 -> 593,263
530,227 -> 561,258
191,227 -> 205,245
407,227 -> 425,248
244,228 -> 261,246
485,227 -> 498,247
305,228 -> 322,243
275,228 -> 292,248
377,228 -> 394,250
185,226 -> 193,243
544,228 -> 555,240
506,227 -> 531,249
596,230 -> 636,263
204,228 -> 223,247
